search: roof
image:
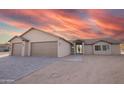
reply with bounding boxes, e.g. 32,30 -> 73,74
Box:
72,38 -> 123,45
8,36 -> 29,42
20,27 -> 72,44
85,38 -> 122,44
8,27 -> 123,45
9,27 -> 72,44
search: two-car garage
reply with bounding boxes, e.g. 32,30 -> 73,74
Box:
31,41 -> 58,57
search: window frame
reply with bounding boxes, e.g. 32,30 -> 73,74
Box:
95,45 -> 101,51
102,45 -> 109,51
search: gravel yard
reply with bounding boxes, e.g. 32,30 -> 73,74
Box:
15,55 -> 124,84
0,56 -> 58,83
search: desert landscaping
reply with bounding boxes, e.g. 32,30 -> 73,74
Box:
14,55 -> 124,84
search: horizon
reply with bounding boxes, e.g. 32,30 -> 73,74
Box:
0,9 -> 124,44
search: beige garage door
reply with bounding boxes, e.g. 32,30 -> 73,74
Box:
31,41 -> 57,57
12,43 -> 22,56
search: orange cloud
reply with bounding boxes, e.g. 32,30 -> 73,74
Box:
0,9 -> 124,40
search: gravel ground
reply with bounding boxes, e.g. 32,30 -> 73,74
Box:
0,56 -> 58,84
15,55 -> 124,84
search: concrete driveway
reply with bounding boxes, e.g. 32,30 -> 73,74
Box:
15,55 -> 124,84
1,54 -> 124,84
0,55 -> 58,83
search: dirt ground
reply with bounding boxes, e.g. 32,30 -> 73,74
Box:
15,55 -> 124,84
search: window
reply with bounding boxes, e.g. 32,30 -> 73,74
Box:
95,45 -> 101,51
102,45 -> 109,51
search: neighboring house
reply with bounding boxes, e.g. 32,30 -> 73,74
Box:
8,27 -> 122,57
0,44 -> 9,52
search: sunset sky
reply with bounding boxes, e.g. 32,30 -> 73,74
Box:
0,9 -> 124,43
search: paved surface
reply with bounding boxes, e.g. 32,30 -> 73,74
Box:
0,55 -> 58,83
1,54 -> 124,84
15,55 -> 124,84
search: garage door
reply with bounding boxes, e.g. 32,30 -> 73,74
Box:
31,41 -> 57,57
12,43 -> 22,56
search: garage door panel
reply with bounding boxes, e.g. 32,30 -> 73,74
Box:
31,41 -> 57,57
12,43 -> 22,56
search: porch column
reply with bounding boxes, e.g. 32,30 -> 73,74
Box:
82,42 -> 85,54
73,42 -> 76,55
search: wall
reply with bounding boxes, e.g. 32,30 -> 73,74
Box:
22,29 -> 61,57
11,38 -> 22,43
24,42 -> 29,56
10,37 -> 26,56
111,44 -> 120,55
22,29 -> 58,42
58,39 -> 71,57
84,45 -> 93,54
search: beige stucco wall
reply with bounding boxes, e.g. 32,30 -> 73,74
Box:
9,43 -> 12,56
58,39 -> 71,57
84,45 -> 93,54
22,29 -> 58,42
10,37 -> 23,56
11,38 -> 23,43
23,42 -> 29,56
10,37 -> 27,56
111,44 -> 120,55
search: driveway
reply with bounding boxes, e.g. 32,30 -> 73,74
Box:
0,55 -> 58,83
15,55 -> 124,84
1,55 -> 124,84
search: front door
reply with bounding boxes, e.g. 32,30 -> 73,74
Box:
76,44 -> 83,54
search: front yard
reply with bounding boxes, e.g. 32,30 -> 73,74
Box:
15,55 -> 124,84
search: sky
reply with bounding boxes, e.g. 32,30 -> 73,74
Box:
0,9 -> 124,43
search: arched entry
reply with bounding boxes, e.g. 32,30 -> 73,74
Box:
73,40 -> 84,54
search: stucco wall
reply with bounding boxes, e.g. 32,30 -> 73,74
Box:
10,37 -> 23,56
111,44 -> 120,55
22,29 -> 58,42
9,43 -> 12,56
58,39 -> 71,57
84,45 -> 93,54
11,38 -> 23,43
24,42 -> 29,56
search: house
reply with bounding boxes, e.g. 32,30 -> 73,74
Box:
8,27 -> 122,57
72,39 -> 121,55
9,28 -> 72,57
0,44 -> 9,52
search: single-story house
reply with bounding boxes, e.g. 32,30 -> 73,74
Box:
9,27 -> 72,57
72,39 -> 122,55
8,27 -> 122,57
0,44 -> 9,52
